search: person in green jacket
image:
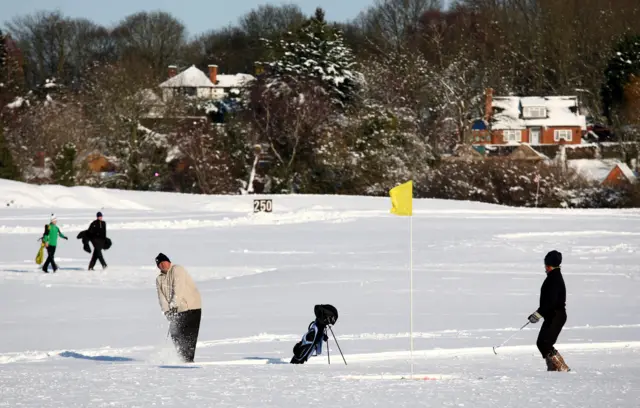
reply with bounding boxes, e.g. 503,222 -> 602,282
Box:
42,214 -> 68,273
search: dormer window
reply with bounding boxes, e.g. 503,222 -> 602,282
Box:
523,106 -> 546,118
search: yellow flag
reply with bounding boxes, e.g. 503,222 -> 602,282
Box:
389,180 -> 413,216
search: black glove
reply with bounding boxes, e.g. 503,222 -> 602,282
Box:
62,236 -> 68,240
528,311 -> 542,324
323,334 -> 329,342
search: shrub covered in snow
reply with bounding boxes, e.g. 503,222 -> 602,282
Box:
417,159 -> 640,208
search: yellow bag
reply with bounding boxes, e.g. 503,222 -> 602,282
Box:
35,243 -> 45,264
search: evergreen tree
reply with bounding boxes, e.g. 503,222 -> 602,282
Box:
602,35 -> 640,121
53,142 -> 77,186
262,7 -> 361,106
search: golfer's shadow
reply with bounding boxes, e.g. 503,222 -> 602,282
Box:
243,356 -> 289,365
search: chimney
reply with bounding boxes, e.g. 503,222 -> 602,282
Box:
484,88 -> 494,121
168,65 -> 178,78
208,64 -> 218,84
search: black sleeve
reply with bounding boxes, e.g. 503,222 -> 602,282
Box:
536,279 -> 559,319
87,220 -> 97,238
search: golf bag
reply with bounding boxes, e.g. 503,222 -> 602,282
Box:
77,230 -> 112,253
290,304 -> 338,364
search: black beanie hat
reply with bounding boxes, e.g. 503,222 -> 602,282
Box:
544,250 -> 562,267
155,253 -> 170,266
97,212 -> 103,217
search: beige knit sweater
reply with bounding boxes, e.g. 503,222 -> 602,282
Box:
156,264 -> 202,313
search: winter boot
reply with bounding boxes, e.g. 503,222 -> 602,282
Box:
553,351 -> 570,372
546,350 -> 570,372
545,356 -> 556,371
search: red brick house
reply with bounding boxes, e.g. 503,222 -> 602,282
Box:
471,89 -> 587,145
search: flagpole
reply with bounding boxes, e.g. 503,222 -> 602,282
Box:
388,179 -> 414,380
410,214 -> 414,379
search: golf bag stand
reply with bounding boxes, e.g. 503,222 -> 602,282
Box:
327,324 -> 347,365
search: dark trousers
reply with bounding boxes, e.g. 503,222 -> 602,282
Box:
89,239 -> 107,269
170,309 -> 202,363
43,245 -> 57,272
537,309 -> 567,358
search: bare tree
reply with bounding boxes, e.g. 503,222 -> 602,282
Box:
356,0 -> 443,50
112,11 -> 187,78
189,27 -> 253,74
7,11 -> 115,86
239,4 -> 306,39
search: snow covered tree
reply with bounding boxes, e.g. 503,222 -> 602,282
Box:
333,104 -> 432,195
82,60 -> 169,190
53,142 -> 77,186
248,78 -> 334,192
261,7 -> 362,106
168,118 -> 252,194
2,77 -> 93,183
426,53 -> 487,148
602,35 -> 640,122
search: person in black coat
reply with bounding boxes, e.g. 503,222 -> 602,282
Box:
87,212 -> 108,270
527,250 -> 570,372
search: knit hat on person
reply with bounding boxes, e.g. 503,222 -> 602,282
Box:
97,212 -> 103,218
155,253 -> 170,266
50,213 -> 57,222
544,250 -> 562,267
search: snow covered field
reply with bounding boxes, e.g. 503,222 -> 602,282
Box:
1,179 -> 639,407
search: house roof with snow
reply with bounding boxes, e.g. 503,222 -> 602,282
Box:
159,66 -> 215,88
508,143 -> 550,161
490,96 -> 587,131
616,163 -> 638,183
568,159 -> 638,185
159,66 -> 255,89
214,73 -> 254,89
568,159 -> 621,182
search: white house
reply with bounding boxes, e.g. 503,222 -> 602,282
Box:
159,64 -> 254,102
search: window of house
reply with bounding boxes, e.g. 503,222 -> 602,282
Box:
523,106 -> 546,118
179,87 -> 197,97
554,129 -> 573,142
503,130 -> 522,142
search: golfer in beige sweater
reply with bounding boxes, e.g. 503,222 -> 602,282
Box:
155,253 -> 202,363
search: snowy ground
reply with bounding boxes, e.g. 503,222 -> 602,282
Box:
1,179 -> 639,407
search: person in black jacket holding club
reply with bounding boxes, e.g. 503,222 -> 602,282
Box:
87,212 -> 108,270
527,250 -> 570,372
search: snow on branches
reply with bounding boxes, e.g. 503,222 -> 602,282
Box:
261,8 -> 362,106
